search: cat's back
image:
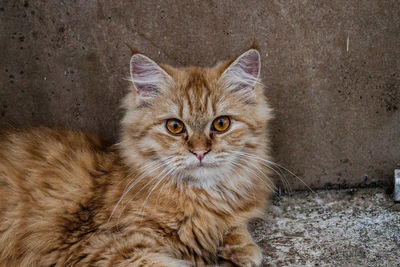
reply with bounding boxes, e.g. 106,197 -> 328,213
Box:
0,127 -> 108,192
0,127 -> 115,265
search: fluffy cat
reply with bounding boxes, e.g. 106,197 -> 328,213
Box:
0,49 -> 273,266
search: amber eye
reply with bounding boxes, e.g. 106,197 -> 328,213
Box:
166,119 -> 185,135
211,116 -> 231,133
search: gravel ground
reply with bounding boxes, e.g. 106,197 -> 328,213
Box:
249,188 -> 400,266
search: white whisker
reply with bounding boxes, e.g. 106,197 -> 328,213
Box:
237,151 -> 315,194
139,166 -> 176,218
108,156 -> 175,221
115,157 -> 180,221
230,160 -> 275,193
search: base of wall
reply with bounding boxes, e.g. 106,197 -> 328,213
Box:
250,187 -> 400,266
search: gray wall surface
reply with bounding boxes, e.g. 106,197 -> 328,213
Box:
0,0 -> 399,190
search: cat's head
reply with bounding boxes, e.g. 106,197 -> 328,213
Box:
120,49 -> 272,188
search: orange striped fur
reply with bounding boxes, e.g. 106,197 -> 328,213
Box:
0,49 -> 273,266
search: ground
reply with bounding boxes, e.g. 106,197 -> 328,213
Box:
250,188 -> 400,266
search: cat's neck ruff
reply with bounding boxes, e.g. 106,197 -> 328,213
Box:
110,160 -> 268,221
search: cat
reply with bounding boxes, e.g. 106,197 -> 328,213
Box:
0,48 -> 273,266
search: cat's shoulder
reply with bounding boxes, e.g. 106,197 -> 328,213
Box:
0,127 -> 118,185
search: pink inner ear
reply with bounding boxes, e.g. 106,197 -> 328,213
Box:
235,50 -> 260,79
130,54 -> 169,97
222,49 -> 261,93
130,57 -> 152,95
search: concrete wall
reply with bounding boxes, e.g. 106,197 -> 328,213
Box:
1,0 -> 399,190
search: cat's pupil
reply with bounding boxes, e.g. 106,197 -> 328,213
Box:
173,122 -> 178,129
218,119 -> 223,127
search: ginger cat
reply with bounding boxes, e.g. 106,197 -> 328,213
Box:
0,49 -> 273,266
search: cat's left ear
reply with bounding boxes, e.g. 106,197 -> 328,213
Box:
219,49 -> 261,99
130,54 -> 173,105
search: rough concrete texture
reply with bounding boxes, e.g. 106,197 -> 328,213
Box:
250,188 -> 400,266
0,1 -> 399,190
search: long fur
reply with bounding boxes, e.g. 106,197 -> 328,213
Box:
0,50 -> 273,266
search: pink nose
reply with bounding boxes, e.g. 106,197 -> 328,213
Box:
191,149 -> 209,162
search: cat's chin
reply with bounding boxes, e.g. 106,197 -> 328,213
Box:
182,175 -> 223,188
179,164 -> 229,188
187,162 -> 217,169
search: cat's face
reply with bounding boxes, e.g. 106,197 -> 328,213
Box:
121,50 -> 271,188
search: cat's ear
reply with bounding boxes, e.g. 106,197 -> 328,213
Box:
130,54 -> 173,105
219,49 -> 261,100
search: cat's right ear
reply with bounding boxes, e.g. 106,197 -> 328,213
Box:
130,54 -> 173,105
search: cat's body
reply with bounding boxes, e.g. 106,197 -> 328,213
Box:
0,49 -> 273,266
